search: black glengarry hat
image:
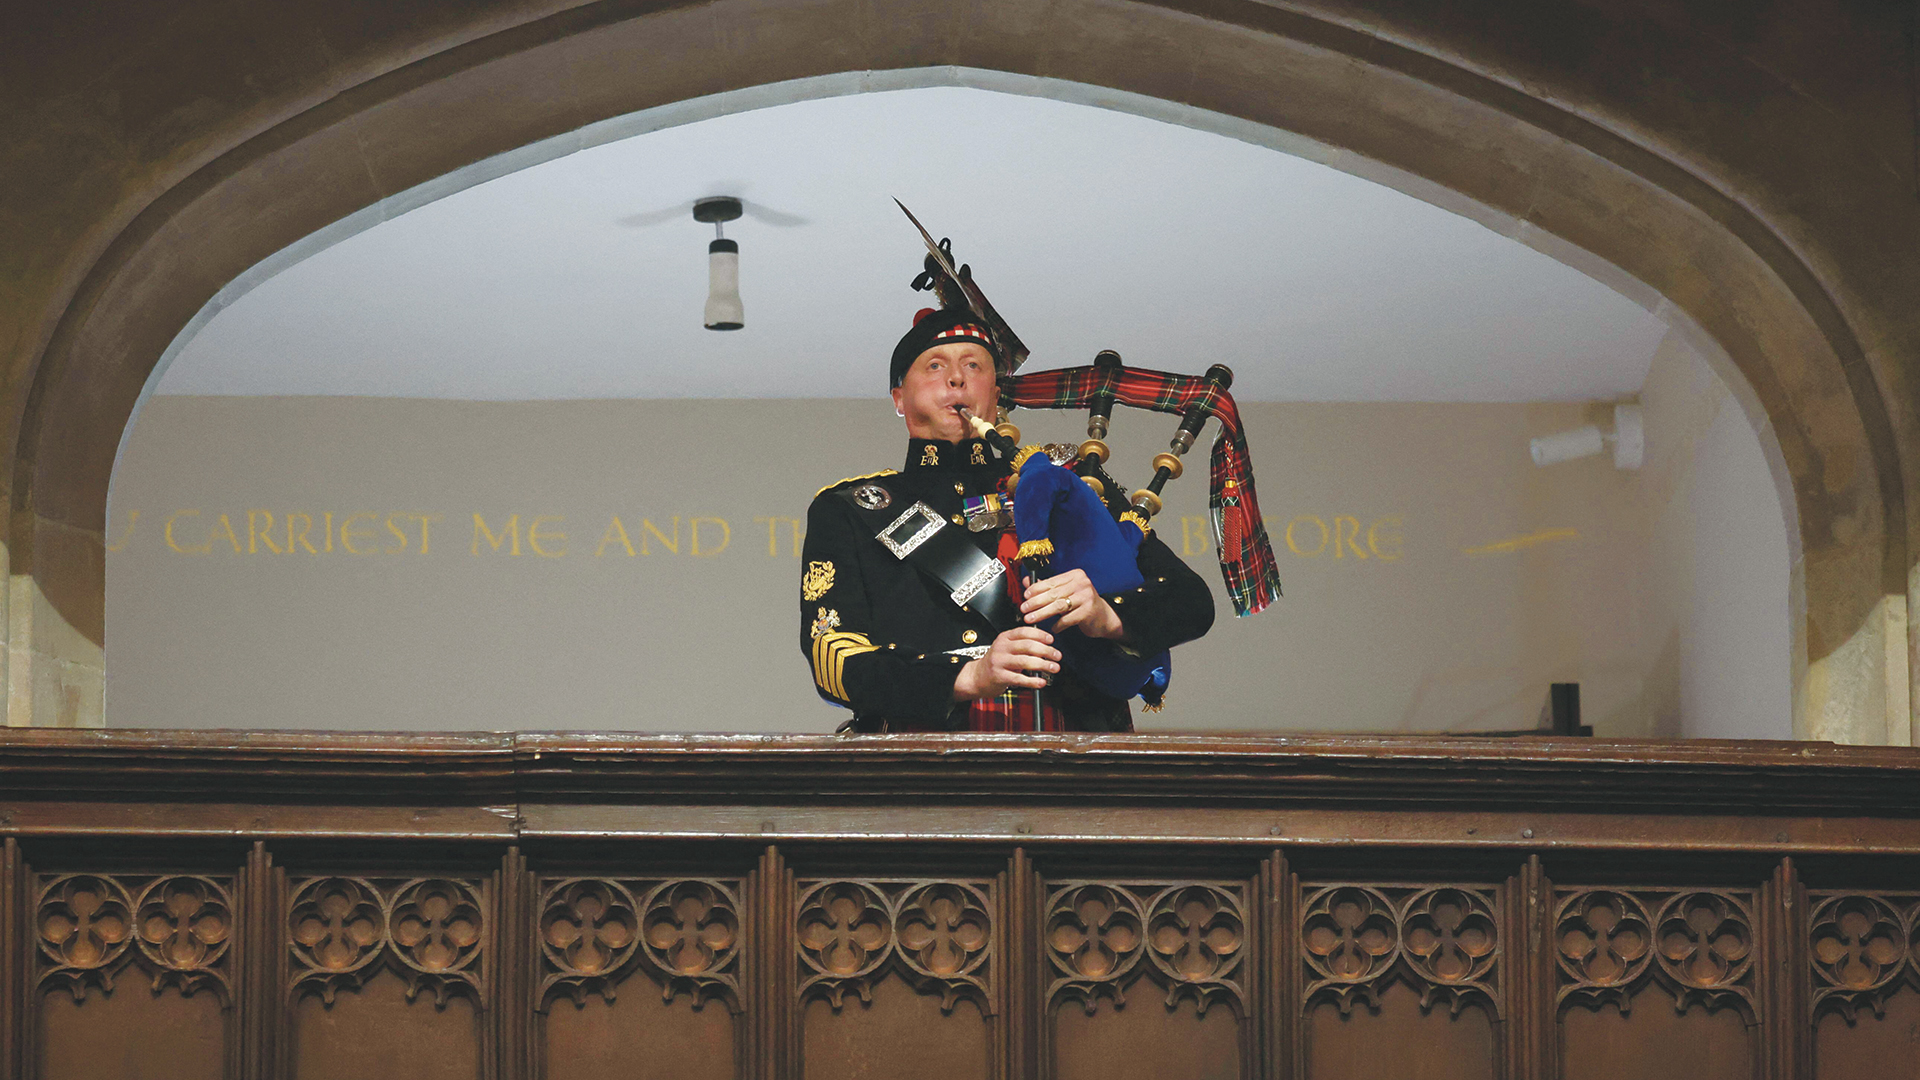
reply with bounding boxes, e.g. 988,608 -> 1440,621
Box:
889,307 -> 1002,388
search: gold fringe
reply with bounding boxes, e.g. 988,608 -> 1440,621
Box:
1118,511 -> 1152,536
1010,445 -> 1046,470
1141,700 -> 1165,713
813,469 -> 899,499
1016,538 -> 1055,560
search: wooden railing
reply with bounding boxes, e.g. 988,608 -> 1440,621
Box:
2,731 -> 1917,1080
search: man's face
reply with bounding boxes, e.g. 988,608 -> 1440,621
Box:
891,342 -> 998,442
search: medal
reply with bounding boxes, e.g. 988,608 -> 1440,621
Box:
962,493 -> 1009,532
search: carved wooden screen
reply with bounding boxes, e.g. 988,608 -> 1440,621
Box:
2,731 -> 1920,1080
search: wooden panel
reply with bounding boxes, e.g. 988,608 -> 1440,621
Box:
292,968 -> 481,1079
10,733 -> 1920,1077
1306,981 -> 1494,1080
536,877 -> 742,1080
1561,999 -> 1751,1080
1552,886 -> 1760,1079
1054,997 -> 1242,1080
286,876 -> 488,1080
542,991 -> 735,1080
1044,880 -> 1249,1079
1299,883 -> 1501,1080
31,872 -> 237,1079
1814,990 -> 1920,1078
801,977 -> 991,1080
795,878 -> 996,1080
38,984 -> 226,1080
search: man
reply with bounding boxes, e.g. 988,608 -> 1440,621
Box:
799,307 -> 1215,732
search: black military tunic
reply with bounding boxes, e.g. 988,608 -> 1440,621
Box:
800,436 -> 1215,731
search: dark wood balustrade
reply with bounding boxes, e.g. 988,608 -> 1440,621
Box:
2,730 -> 1917,1079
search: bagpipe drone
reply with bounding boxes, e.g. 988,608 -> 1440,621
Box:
895,202 -> 1282,707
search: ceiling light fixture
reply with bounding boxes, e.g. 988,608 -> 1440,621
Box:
694,196 -> 744,331
1530,403 -> 1644,469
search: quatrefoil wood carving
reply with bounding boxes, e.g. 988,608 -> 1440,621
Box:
389,879 -> 485,1007
895,882 -> 992,1013
1401,888 -> 1498,1016
640,880 -> 742,1010
38,874 -> 235,1004
540,878 -> 641,1008
289,876 -> 486,1009
1047,884 -> 1148,1013
1144,885 -> 1245,1015
1810,894 -> 1910,1022
798,881 -> 893,1009
1556,889 -> 1653,1013
1302,886 -> 1399,1016
1302,883 -> 1501,1018
290,877 -> 386,1005
38,875 -> 136,1000
1653,892 -> 1754,1016
1555,888 -> 1754,1020
133,876 -> 234,1001
796,879 -> 993,1014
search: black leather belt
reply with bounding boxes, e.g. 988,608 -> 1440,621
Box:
835,489 -> 1018,633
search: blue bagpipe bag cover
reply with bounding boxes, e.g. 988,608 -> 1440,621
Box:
1011,453 -> 1171,706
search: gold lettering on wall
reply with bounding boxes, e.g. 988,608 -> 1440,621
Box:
474,514 -> 521,556
341,513 -> 379,555
1334,516 -> 1368,560
106,510 -> 140,553
122,506 -> 1420,567
529,516 -> 567,558
756,516 -> 804,557
1286,515 -> 1329,557
596,517 -> 636,557
209,514 -> 243,554
1369,517 -> 1405,561
248,510 -> 283,554
286,513 -> 318,555
1282,514 -> 1406,562
640,518 -> 679,555
165,510 -> 211,554
691,517 -> 730,557
1181,515 -> 1209,556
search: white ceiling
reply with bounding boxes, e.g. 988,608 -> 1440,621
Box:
154,85 -> 1671,402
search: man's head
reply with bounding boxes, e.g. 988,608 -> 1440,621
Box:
889,309 -> 1001,442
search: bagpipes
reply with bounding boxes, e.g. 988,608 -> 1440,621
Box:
897,203 -> 1283,705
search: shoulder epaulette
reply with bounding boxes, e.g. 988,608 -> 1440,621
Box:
814,469 -> 899,499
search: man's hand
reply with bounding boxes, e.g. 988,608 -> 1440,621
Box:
953,627 -> 1060,700
1021,568 -> 1125,640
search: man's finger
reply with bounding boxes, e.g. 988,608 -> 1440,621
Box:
1028,568 -> 1089,593
1005,640 -> 1062,661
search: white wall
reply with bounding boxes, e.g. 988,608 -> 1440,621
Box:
1632,330 -> 1792,739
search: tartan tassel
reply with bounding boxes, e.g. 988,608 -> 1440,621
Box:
1002,364 -> 1283,616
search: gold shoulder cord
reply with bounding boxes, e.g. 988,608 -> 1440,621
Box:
814,469 -> 900,499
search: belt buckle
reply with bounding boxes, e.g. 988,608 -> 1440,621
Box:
878,502 -> 946,559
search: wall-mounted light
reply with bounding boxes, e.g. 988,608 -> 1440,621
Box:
1530,403 -> 1644,469
694,196 -> 744,331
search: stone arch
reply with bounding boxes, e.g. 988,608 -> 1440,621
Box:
14,0 -> 1903,735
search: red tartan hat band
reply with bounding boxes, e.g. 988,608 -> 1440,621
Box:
890,308 -> 1002,388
